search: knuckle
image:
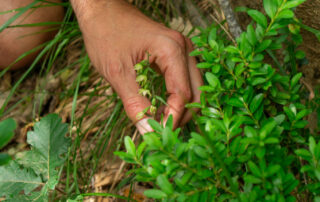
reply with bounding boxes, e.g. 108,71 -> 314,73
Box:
102,61 -> 124,79
168,31 -> 186,49
157,41 -> 184,59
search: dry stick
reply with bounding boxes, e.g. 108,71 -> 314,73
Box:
210,14 -> 237,45
109,129 -> 139,192
216,0 -> 242,38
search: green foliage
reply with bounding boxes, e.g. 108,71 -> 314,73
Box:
116,0 -> 320,201
0,118 -> 16,165
0,114 -> 71,201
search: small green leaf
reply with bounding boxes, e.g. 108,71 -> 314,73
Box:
197,62 -> 212,69
260,119 -> 277,139
0,118 -> 17,149
249,93 -> 264,113
248,10 -> 268,28
148,119 -> 163,133
291,72 -> 302,87
244,126 -> 257,138
156,175 -> 173,194
244,174 -> 262,184
205,72 -> 221,89
252,77 -> 267,86
248,161 -> 262,177
143,133 -> 162,148
225,46 -> 239,53
283,0 -> 306,9
256,39 -> 272,52
227,97 -> 244,107
144,189 -> 167,199
124,136 -> 136,156
264,0 -> 278,18
247,24 -> 257,46
277,9 -> 294,19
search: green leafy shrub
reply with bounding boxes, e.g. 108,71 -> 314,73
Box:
116,0 -> 320,201
0,114 -> 71,201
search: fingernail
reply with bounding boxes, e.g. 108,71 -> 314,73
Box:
136,118 -> 153,134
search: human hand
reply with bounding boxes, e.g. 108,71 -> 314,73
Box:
71,0 -> 203,133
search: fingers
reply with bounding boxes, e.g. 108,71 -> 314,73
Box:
150,35 -> 192,128
101,59 -> 152,134
180,37 -> 203,125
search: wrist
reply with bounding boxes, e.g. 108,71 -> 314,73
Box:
70,0 -> 124,22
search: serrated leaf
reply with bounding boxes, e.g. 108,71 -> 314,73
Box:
27,114 -> 70,187
248,10 -> 268,28
0,161 -> 42,198
0,118 -> 17,149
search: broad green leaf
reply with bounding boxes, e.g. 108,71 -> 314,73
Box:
148,119 -> 163,133
248,161 -> 262,177
205,72 -> 221,89
0,161 -> 42,197
143,133 -> 162,148
194,146 -> 208,158
248,10 -> 268,28
291,72 -> 302,87
264,0 -> 278,18
256,39 -> 272,52
244,126 -> 257,138
260,119 -> 277,139
225,46 -> 239,53
197,62 -> 212,69
295,149 -> 312,162
0,118 -> 17,149
244,174 -> 262,184
283,0 -> 306,9
124,136 -> 136,156
144,189 -> 167,199
208,27 -> 217,42
247,24 -> 257,46
156,175 -> 173,194
277,9 -> 294,19
249,94 -> 264,113
165,115 -> 173,130
27,114 -> 70,187
227,97 -> 244,108
251,77 -> 266,86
